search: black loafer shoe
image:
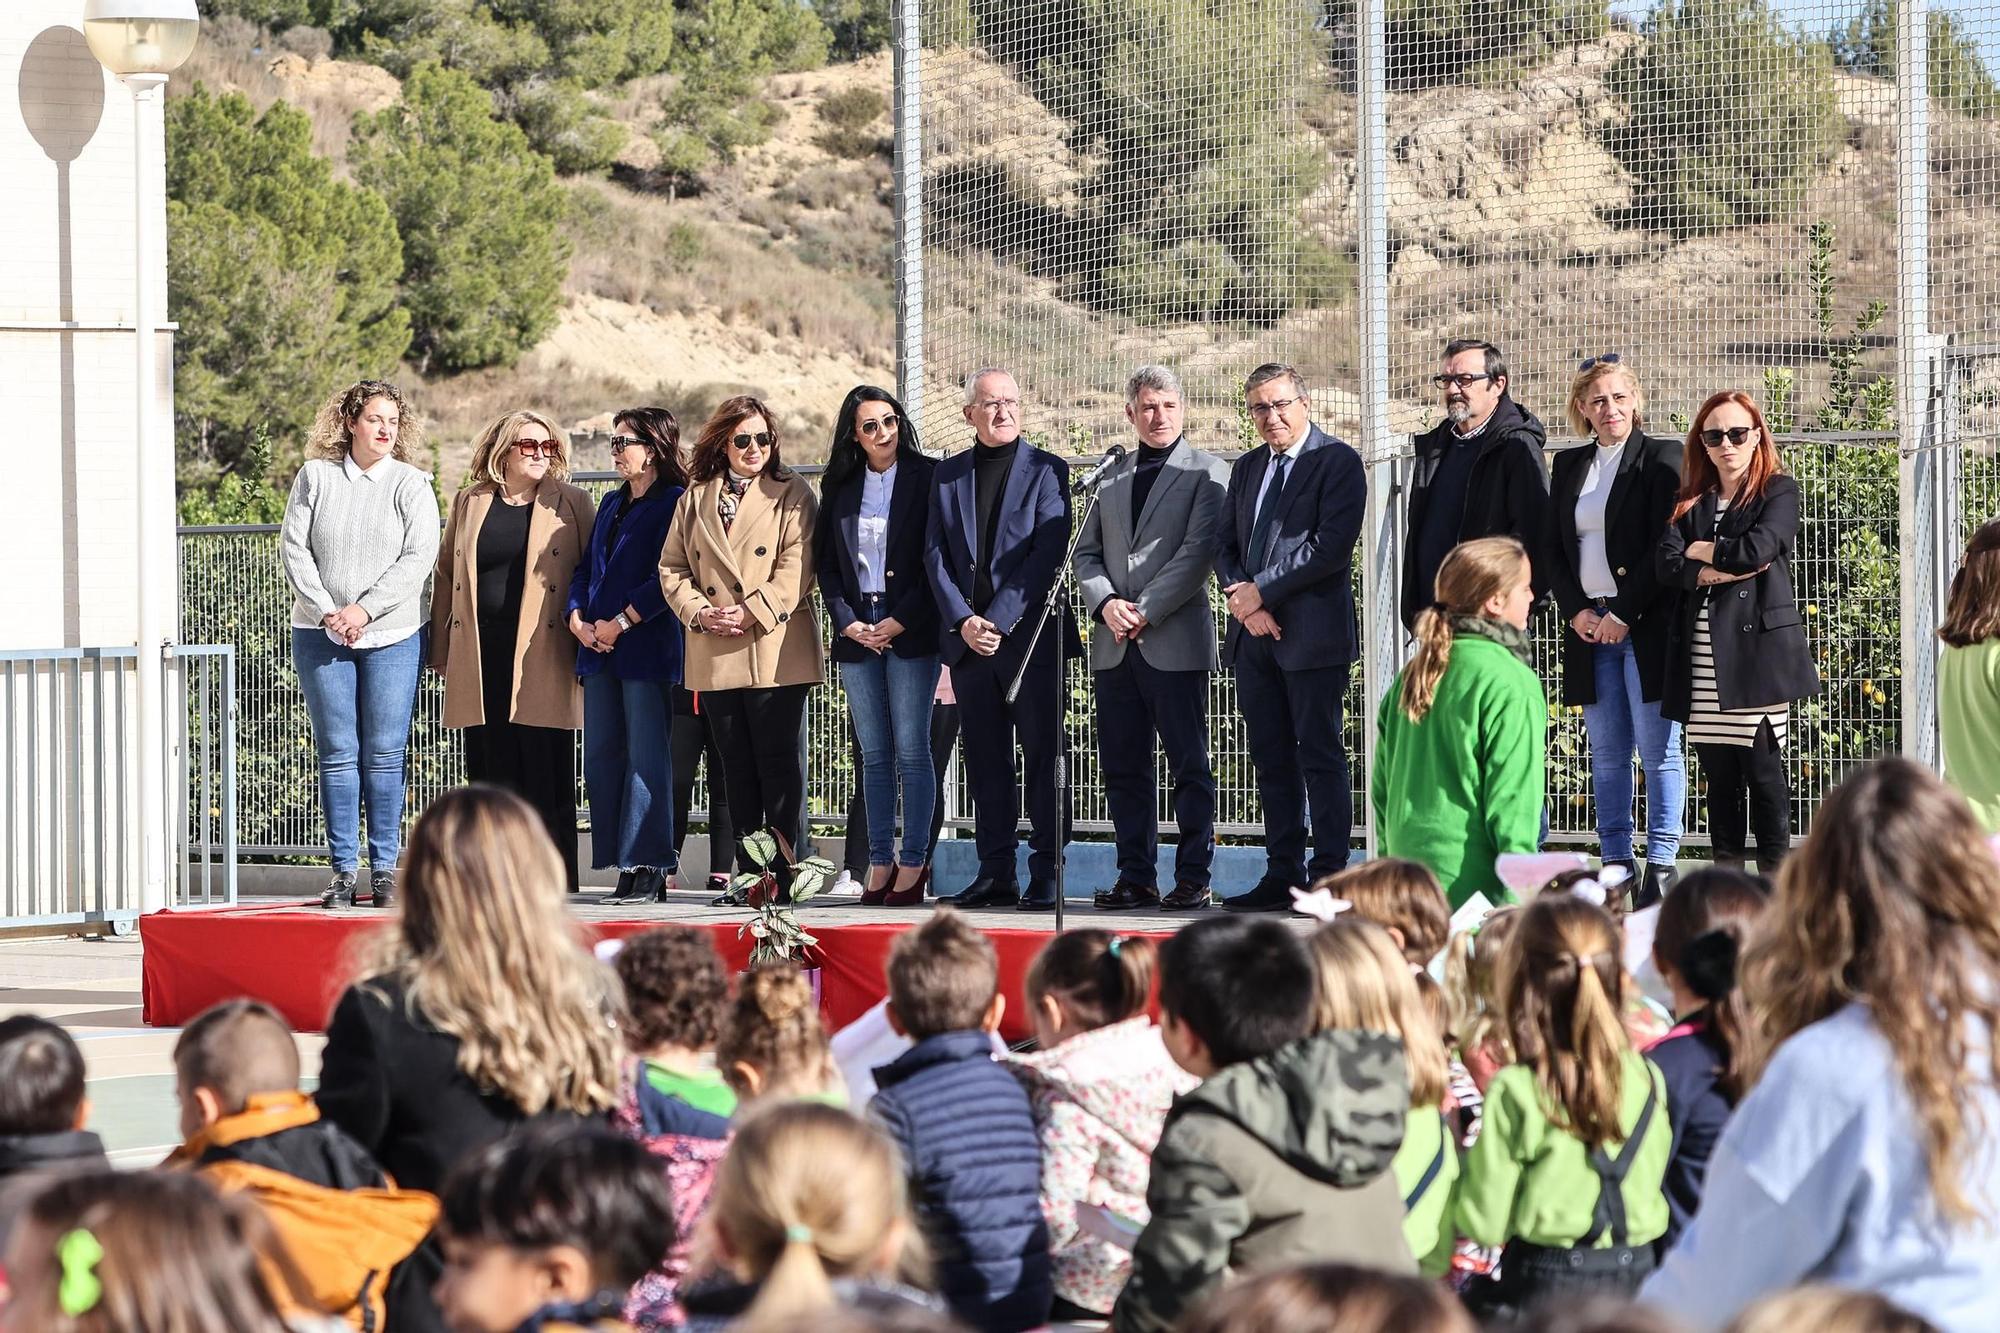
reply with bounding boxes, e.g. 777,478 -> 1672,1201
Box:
940,877 -> 1020,910
1017,878 -> 1060,912
1159,882 -> 1214,911
369,870 -> 395,909
320,872 -> 357,910
1094,880 -> 1161,911
1223,877 -> 1297,913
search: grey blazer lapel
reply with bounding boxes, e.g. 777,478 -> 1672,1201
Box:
1097,453 -> 1137,561
1133,439 -> 1194,541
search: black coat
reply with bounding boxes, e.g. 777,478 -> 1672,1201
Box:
315,977 -> 589,1195
1213,426 -> 1367,670
815,453 -> 939,663
1548,431 -> 1684,705
1656,474 -> 1821,720
1402,394 -> 1553,628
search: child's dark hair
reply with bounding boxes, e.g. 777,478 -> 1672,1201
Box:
0,1014 -> 85,1134
440,1121 -> 673,1291
615,926 -> 730,1053
1540,866 -> 1631,917
1652,866 -> 1770,1101
886,909 -> 998,1039
1158,916 -> 1316,1067
1024,929 -> 1157,1033
174,999 -> 300,1114
718,962 -> 832,1100
1314,858 -> 1451,964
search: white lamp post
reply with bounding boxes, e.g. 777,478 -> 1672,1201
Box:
84,0 -> 200,916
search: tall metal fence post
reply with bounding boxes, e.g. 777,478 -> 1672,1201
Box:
891,0 -> 925,427
1355,0 -> 1398,852
1896,0 -> 1942,769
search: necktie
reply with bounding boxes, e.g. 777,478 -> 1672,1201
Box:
1248,452 -> 1291,570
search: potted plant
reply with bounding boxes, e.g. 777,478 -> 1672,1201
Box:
727,831 -> 839,993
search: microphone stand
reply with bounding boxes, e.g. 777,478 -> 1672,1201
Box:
1008,458 -> 1116,935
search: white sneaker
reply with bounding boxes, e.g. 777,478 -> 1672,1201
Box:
828,870 -> 864,897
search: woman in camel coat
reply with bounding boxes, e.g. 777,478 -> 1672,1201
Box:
660,395 -> 822,890
431,409 -> 594,889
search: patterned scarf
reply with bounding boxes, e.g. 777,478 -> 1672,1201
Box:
1447,612 -> 1534,667
718,470 -> 754,532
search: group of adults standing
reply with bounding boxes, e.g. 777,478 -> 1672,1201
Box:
277,340 -> 1831,911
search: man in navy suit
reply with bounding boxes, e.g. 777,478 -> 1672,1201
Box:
925,368 -> 1078,911
1215,364 -> 1367,911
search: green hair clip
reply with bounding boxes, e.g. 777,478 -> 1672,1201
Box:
57,1228 -> 103,1317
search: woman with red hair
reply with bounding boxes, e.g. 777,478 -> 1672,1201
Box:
1656,391 -> 1819,871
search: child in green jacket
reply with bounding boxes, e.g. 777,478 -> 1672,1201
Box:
1373,536 -> 1546,909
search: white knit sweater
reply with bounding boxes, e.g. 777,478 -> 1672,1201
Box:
281,455 -> 441,649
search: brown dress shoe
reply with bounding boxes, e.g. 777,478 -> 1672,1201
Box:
1159,882 -> 1214,911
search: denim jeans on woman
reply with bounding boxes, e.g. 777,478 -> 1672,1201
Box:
582,673 -> 676,870
1584,638 -> 1685,865
840,600 -> 939,868
291,627 -> 424,873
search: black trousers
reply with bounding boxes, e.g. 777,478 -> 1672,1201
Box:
1233,636 -> 1352,884
1696,726 -> 1791,871
953,640 -> 1067,882
702,684 -> 811,873
670,694 -> 734,878
1096,652 -> 1216,889
463,720 -> 579,893
844,703 -> 962,873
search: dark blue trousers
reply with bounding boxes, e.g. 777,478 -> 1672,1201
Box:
1233,635 -> 1352,884
1094,652 -> 1216,889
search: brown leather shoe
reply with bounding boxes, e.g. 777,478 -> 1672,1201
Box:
1093,881 -> 1161,911
1159,882 -> 1214,912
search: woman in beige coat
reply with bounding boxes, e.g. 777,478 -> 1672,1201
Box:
660,394 -> 822,896
431,409 -> 594,889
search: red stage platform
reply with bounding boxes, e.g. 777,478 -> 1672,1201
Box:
139,895 -> 1187,1044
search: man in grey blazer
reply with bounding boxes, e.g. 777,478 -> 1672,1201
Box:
1073,365 -> 1230,911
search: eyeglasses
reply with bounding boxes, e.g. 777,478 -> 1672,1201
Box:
1247,397 -> 1302,418
609,435 -> 650,453
513,440 -> 558,459
857,417 -> 899,438
1700,426 -> 1757,448
1432,373 -> 1493,390
1578,352 -> 1622,372
973,397 -> 1021,413
731,432 -> 774,451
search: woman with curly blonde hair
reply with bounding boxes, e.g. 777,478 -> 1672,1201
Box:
281,379 -> 440,910
315,785 -> 622,1194
1644,758 -> 2000,1330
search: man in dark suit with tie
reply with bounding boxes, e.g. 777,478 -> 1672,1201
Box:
1073,365 -> 1230,912
925,368 -> 1079,911
1215,363 -> 1368,911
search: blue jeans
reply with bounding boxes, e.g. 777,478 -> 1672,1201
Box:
840,632 -> 939,867
292,628 -> 424,873
1583,639 -> 1685,865
582,673 -> 676,870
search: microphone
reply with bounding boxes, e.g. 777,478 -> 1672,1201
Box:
1074,443 -> 1127,490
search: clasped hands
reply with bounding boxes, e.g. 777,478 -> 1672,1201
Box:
958,615 -> 1003,657
1099,598 -> 1149,643
568,608 -> 644,653
1223,581 -> 1282,640
842,617 -> 906,654
322,604 -> 370,646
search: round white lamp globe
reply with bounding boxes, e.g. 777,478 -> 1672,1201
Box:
82,0 -> 201,78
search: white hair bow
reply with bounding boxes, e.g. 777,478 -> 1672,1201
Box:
1289,887 -> 1353,924
1493,853 -> 1630,906
1567,863 -> 1632,906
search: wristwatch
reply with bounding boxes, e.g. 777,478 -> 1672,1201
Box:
615,612 -> 632,632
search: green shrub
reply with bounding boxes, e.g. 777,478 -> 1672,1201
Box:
814,0 -> 893,58
1322,0 -> 1610,90
506,76 -> 628,175
332,0 -> 673,87
1603,0 -> 1845,238
351,63 -> 570,372
1833,0 -> 1999,118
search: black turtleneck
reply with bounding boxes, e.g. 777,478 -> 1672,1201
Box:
972,438 -> 1019,613
1130,438 -> 1176,525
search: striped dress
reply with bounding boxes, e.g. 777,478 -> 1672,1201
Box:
1686,497 -> 1787,748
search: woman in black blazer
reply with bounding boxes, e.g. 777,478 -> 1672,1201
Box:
815,386 -> 939,907
1549,357 -> 1685,903
1657,390 -> 1821,872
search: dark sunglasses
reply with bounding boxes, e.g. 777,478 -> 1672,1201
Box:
731,432 -> 774,451
609,434 -> 650,453
513,440 -> 558,459
857,417 -> 899,438
1579,352 -> 1622,371
1700,426 -> 1757,448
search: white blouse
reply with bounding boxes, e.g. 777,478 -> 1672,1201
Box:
1573,439 -> 1624,600
857,462 -> 895,595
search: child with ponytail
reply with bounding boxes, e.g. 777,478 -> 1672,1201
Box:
1373,537 -> 1547,909
1643,866 -> 1769,1251
715,963 -> 840,1108
1308,918 -> 1460,1277
1008,930 -> 1195,1319
1456,895 -> 1671,1312
681,1101 -> 941,1332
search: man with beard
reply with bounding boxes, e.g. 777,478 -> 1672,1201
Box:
1400,339 -> 1553,629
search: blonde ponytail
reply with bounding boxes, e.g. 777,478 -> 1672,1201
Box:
1398,537 -> 1530,723
746,1222 -> 838,1325
1503,896 -> 1633,1151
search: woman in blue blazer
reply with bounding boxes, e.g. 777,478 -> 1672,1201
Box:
815,386 -> 939,907
566,407 -> 688,903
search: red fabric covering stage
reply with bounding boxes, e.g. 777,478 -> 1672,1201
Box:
139,905 -> 1165,1044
